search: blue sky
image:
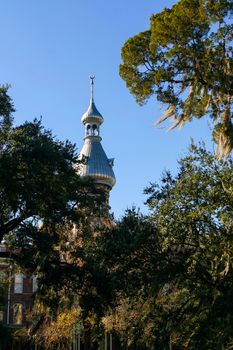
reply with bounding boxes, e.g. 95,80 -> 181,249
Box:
1,0 -> 213,218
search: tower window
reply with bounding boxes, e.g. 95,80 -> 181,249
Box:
86,124 -> 91,135
14,273 -> 24,294
92,124 -> 98,135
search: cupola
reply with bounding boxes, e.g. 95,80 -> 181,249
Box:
78,77 -> 116,190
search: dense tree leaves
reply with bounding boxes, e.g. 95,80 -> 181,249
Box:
143,144 -> 233,348
120,0 -> 233,158
25,221 -> 114,349
99,210 -> 171,349
96,209 -> 163,296
100,145 -> 233,349
1,120 -> 76,238
0,85 -> 15,135
144,144 -> 233,348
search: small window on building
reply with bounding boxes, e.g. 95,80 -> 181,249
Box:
13,303 -> 23,325
0,310 -> 4,322
32,276 -> 38,293
14,273 -> 24,294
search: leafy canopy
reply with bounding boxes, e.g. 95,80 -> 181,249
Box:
120,0 -> 233,158
100,144 -> 233,349
144,143 -> 233,348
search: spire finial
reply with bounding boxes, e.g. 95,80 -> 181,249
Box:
90,75 -> 95,101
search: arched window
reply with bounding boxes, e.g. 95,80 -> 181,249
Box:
13,303 -> 23,325
92,124 -> 98,135
86,124 -> 91,135
14,273 -> 24,293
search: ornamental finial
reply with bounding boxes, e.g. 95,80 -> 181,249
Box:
90,75 -> 95,101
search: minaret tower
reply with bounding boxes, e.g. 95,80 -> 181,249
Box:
78,77 -> 116,211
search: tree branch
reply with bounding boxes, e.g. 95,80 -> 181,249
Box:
0,214 -> 29,241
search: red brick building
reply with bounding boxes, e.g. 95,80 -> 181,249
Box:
0,244 -> 36,328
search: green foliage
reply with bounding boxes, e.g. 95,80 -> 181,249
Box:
98,210 -> 171,348
0,84 -> 15,146
0,84 -> 15,122
0,117 -> 99,271
97,209 -> 162,296
120,0 -> 233,158
27,220 -> 113,349
100,145 -> 233,349
144,144 -> 233,348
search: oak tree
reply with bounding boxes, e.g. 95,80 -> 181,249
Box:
120,0 -> 233,158
101,144 -> 233,349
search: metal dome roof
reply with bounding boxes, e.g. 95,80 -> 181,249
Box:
79,136 -> 116,188
81,99 -> 104,125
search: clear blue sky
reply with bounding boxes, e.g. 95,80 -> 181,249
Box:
1,0 -> 212,218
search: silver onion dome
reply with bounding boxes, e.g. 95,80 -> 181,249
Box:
81,99 -> 104,125
78,77 -> 116,189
